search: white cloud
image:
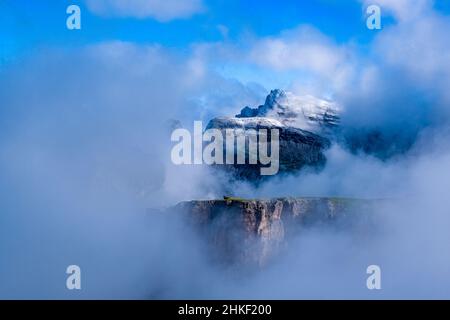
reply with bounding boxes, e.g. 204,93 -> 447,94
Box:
338,3 -> 450,123
248,26 -> 349,76
374,13 -> 450,82
361,0 -> 433,21
85,0 -> 205,21
193,25 -> 357,95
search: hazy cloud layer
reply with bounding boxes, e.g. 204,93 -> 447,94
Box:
0,42 -> 261,298
2,0 -> 450,299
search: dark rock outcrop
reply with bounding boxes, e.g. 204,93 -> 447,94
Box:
205,117 -> 331,180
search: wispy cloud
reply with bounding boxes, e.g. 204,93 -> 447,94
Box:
84,0 -> 205,21
361,0 -> 433,21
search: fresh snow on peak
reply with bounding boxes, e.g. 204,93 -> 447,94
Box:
207,116 -> 286,130
237,89 -> 340,133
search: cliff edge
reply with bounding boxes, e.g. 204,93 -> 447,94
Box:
173,197 -> 377,266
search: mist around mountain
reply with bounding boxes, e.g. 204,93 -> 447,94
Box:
203,88 -> 421,182
2,1 -> 450,299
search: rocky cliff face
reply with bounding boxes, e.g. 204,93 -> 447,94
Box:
174,197 -> 376,267
205,117 -> 331,180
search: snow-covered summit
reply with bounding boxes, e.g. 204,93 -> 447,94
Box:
236,89 -> 340,133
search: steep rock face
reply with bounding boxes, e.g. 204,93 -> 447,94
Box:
205,117 -> 331,180
236,89 -> 340,134
174,198 -> 376,266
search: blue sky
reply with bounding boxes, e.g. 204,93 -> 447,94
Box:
2,0 -> 450,56
2,0 -> 450,91
0,0 -> 410,62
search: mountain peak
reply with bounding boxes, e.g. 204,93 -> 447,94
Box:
237,89 -> 340,133
265,89 -> 287,107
